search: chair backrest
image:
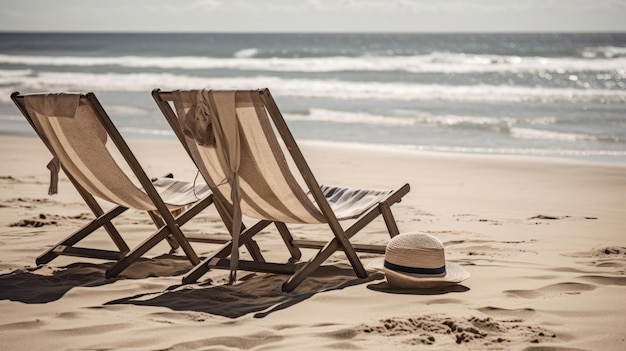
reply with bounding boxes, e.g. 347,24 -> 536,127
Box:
164,89 -> 327,224
13,93 -> 158,211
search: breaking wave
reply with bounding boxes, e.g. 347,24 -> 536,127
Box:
0,52 -> 625,74
2,69 -> 624,103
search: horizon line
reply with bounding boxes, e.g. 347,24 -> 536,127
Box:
1,30 -> 625,35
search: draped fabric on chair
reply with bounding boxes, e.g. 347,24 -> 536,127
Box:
26,94 -> 158,210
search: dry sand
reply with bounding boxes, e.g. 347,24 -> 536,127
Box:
1,134 -> 625,350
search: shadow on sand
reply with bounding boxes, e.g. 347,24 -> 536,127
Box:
2,257 -> 470,318
367,281 -> 470,295
0,254 -> 193,303
107,264 -> 385,319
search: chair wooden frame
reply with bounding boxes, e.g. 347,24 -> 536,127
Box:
153,88 -> 410,292
11,92 -> 217,278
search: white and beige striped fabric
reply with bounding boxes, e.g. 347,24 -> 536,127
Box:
171,90 -> 393,224
24,93 -> 210,211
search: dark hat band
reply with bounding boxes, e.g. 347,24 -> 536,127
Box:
384,260 -> 446,275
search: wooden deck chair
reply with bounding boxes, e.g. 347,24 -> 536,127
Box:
11,91 -> 219,278
152,88 -> 410,292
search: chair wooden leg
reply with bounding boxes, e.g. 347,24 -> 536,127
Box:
334,232 -> 368,278
174,194 -> 254,261
275,222 -> 302,260
148,211 -> 180,251
380,203 -> 400,237
244,240 -> 266,262
106,195 -> 217,278
208,220 -> 271,258
168,223 -> 200,265
182,255 -> 213,284
210,197 -> 266,262
282,234 -> 363,292
151,195 -> 215,253
72,178 -> 130,253
182,220 -> 272,283
105,225 -> 172,278
282,197 -> 401,292
37,206 -> 128,265
282,241 -> 332,292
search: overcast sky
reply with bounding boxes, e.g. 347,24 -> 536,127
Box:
1,0 -> 625,33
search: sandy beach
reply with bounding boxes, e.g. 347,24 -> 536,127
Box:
1,134 -> 625,351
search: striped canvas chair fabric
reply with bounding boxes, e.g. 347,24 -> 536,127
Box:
11,92 -> 216,278
170,90 -> 393,224
154,88 -> 410,291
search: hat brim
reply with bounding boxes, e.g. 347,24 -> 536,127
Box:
368,259 -> 470,289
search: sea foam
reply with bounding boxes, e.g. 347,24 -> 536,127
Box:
0,53 -> 625,74
2,69 -> 624,104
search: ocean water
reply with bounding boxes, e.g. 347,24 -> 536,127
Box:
1,32 -> 625,163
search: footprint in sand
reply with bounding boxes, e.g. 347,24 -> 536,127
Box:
577,275 -> 626,286
566,246 -> 626,258
162,332 -> 283,350
358,314 -> 556,347
563,246 -> 626,270
9,213 -> 91,228
505,282 -> 596,299
452,214 -> 504,225
478,306 -> 537,321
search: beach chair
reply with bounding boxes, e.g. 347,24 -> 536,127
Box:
153,88 -> 410,292
11,92 -> 220,278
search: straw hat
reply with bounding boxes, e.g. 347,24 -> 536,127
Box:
369,232 -> 469,289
